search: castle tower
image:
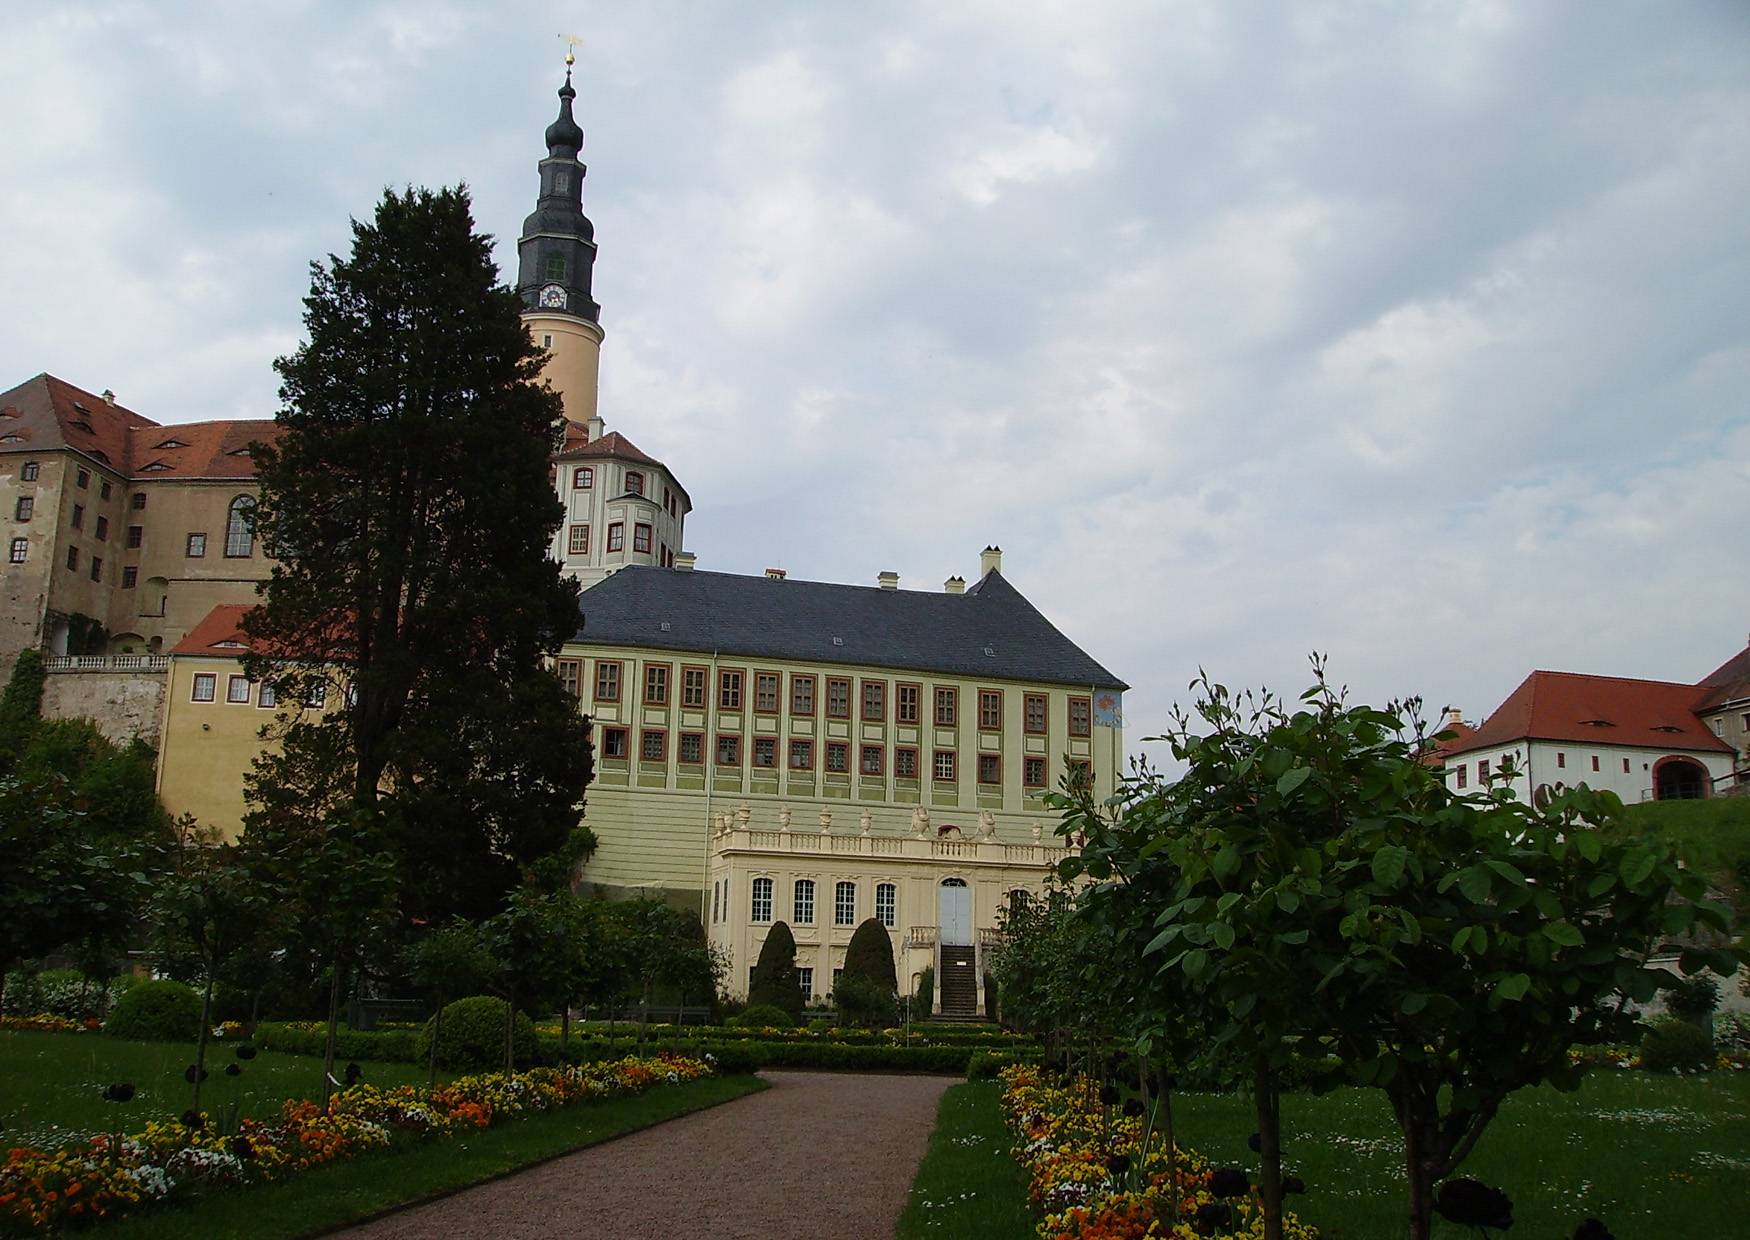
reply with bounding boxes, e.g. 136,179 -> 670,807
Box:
518,65 -> 603,426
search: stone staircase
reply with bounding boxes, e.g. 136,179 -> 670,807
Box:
937,944 -> 980,1020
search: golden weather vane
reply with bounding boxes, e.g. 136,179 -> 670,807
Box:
559,33 -> 583,67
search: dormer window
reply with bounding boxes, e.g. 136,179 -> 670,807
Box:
139,461 -> 172,472
0,434 -> 20,444
1651,724 -> 1684,733
70,420 -> 94,434
1579,719 -> 1615,728
72,400 -> 90,414
156,438 -> 188,449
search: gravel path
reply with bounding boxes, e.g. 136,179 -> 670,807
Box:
336,1071 -> 953,1240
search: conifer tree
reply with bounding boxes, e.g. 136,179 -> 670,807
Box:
747,921 -> 803,1019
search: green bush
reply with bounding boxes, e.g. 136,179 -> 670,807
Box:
983,972 -> 999,1023
728,1003 -> 794,1029
1642,1018 -> 1714,1073
1664,976 -> 1721,1028
841,919 -> 898,991
833,973 -> 896,1030
967,1049 -> 1040,1079
747,922 -> 803,1019
254,1023 -> 423,1063
105,979 -> 202,1042
915,966 -> 934,1016
417,996 -> 539,1071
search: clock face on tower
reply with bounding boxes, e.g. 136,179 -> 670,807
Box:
539,283 -> 567,309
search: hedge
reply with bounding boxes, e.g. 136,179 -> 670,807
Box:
254,1022 -> 423,1063
559,1038 -> 980,1074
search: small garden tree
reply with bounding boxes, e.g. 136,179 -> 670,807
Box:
405,921 -> 492,1083
747,921 -> 803,1020
836,919 -> 899,1029
476,888 -> 576,1073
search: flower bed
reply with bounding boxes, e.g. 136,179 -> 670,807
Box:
0,1053 -> 712,1235
0,1014 -> 101,1034
999,1064 -> 1318,1240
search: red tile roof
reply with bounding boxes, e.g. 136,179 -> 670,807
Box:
1422,720 -> 1477,766
1695,643 -> 1750,713
0,373 -> 279,480
171,604 -> 260,656
1453,670 -> 1733,756
555,426 -> 662,466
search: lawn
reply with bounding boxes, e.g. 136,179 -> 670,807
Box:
918,1069 -> 1750,1240
0,1030 -> 439,1149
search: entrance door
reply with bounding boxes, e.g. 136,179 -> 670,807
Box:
938,878 -> 972,946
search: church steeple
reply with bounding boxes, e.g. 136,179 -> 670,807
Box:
517,66 -> 600,323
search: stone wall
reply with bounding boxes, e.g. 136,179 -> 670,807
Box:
41,667 -> 166,747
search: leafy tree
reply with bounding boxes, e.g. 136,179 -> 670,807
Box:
0,648 -> 46,762
747,921 -> 803,1020
241,184 -> 592,927
404,922 -> 492,1084
476,888 -> 577,1073
609,899 -> 724,1042
1063,662 -> 1742,1240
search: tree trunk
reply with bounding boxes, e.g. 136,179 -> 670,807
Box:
639,980 -> 651,1045
562,1002 -> 571,1052
322,964 -> 342,1109
1254,1057 -> 1284,1240
427,1001 -> 443,1086
504,991 -> 516,1076
1401,1108 -> 1434,1240
193,975 -> 215,1112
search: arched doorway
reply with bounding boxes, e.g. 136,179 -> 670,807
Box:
937,878 -> 971,946
1653,756 -> 1707,801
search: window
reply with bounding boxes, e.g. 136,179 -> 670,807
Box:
791,674 -> 816,715
1478,759 -> 1489,780
633,522 -> 652,553
711,882 -> 719,925
306,682 -> 327,708
1024,693 -> 1048,734
89,556 -> 102,582
1623,757 -> 1631,773
934,687 -> 957,726
130,491 -> 145,510
934,750 -> 956,781
121,565 -> 137,588
641,729 -> 666,762
1591,755 -> 1600,772
716,734 -> 741,766
978,753 -> 1001,785
544,253 -> 566,281
895,747 -> 918,779
679,732 -> 704,764
751,877 -> 773,923
186,532 -> 206,557
752,736 -> 777,768
794,879 -> 815,924
8,537 -> 26,563
94,515 -> 108,541
126,525 -> 142,549
71,503 -> 84,530
1557,752 -> 1566,768
76,468 -> 89,489
20,462 -> 37,481
827,677 -> 851,719
594,661 -> 621,702
755,672 -> 779,713
555,658 -> 582,698
1069,696 -> 1092,737
779,739 -> 810,772
224,495 -> 255,557
825,741 -> 849,774
833,967 -> 844,991
1713,719 -> 1724,736
255,681 -> 276,709
1024,757 -> 1046,788
797,966 -> 813,1002
875,883 -> 896,928
573,466 -> 593,489
1455,764 -> 1468,789
979,689 -> 1002,730
624,470 -> 644,496
192,673 -> 216,702
719,669 -> 743,710
568,524 -> 590,554
65,546 -> 78,571
13,497 -> 31,521
897,683 -> 920,724
606,522 -> 624,552
601,727 -> 629,759
861,680 -> 885,721
100,480 -> 111,500
226,674 -> 251,704
860,744 -> 883,776
542,333 -> 553,349
644,664 -> 669,705
681,666 -> 707,708
835,881 -> 856,926
1067,758 -> 1092,790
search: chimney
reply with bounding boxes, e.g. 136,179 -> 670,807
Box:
674,551 -> 696,572
101,389 -> 116,406
585,414 -> 605,443
877,571 -> 899,590
980,545 -> 1002,577
1446,708 -> 1464,727
765,567 -> 787,580
944,575 -> 966,595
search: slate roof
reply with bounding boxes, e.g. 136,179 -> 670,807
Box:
571,565 -> 1127,690
1449,670 -> 1732,756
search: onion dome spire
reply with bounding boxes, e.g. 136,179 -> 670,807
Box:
545,69 -> 584,156
517,44 -> 599,323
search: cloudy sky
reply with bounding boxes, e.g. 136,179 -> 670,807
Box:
3,1 -> 1747,757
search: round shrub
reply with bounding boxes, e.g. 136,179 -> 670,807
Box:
1663,976 -> 1720,1028
729,1003 -> 794,1029
106,980 -> 202,1042
416,996 -> 538,1071
1641,1018 -> 1713,1073
833,973 -> 896,1030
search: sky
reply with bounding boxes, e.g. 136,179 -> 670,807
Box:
3,1 -> 1747,762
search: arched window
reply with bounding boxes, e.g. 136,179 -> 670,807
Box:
875,882 -> 896,928
793,878 -> 815,925
751,877 -> 773,923
224,495 -> 256,558
1009,888 -> 1031,914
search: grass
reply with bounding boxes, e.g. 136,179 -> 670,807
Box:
897,1080 -> 1035,1240
914,1070 -> 1750,1240
90,1073 -> 765,1240
0,1030 -> 441,1149
1618,797 -> 1750,911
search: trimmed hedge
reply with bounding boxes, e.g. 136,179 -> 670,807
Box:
559,1038 -> 979,1074
1642,1018 -> 1714,1073
105,980 -> 201,1042
728,1003 -> 794,1029
419,996 -> 539,1071
254,1022 -> 423,1063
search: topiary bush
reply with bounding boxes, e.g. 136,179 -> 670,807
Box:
417,996 -> 538,1071
105,980 -> 201,1042
841,919 -> 898,991
1641,1018 -> 1714,1073
728,1003 -> 794,1029
747,922 -> 803,1020
915,966 -> 934,1017
833,973 -> 896,1030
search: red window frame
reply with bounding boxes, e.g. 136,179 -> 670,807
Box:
678,731 -> 705,765
644,662 -> 670,705
826,677 -> 851,720
573,465 -> 593,489
568,524 -> 590,554
790,674 -> 816,716
751,736 -> 778,768
1023,756 -> 1046,788
894,747 -> 919,779
633,522 -> 652,553
978,753 -> 1001,785
624,470 -> 644,496
555,658 -> 582,698
681,665 -> 708,709
860,744 -> 884,776
861,679 -> 885,722
824,741 -> 850,774
978,688 -> 1002,731
594,660 -> 622,702
601,726 -> 630,760
719,668 -> 744,711
640,728 -> 666,762
1024,693 -> 1048,735
715,734 -> 741,766
934,686 -> 957,727
789,738 -> 814,770
754,671 -> 780,714
606,522 -> 624,552
1068,695 -> 1091,737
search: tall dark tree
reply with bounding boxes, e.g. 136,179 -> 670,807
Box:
241,185 -> 593,923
